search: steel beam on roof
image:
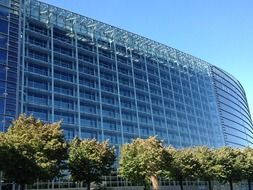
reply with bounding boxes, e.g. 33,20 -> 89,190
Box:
26,0 -> 211,69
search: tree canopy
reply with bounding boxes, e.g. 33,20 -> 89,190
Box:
193,146 -> 216,190
241,147 -> 253,190
119,136 -> 171,190
0,115 -> 68,187
166,147 -> 200,190
212,147 -> 244,190
68,138 -> 115,190
2,115 -> 253,190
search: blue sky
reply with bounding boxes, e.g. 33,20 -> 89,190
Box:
41,0 -> 253,116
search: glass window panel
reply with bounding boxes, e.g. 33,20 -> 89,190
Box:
0,34 -> 7,48
0,49 -> 7,62
0,19 -> 8,33
0,0 -> 10,6
0,5 -> 9,19
225,133 -> 248,146
0,65 -> 6,81
63,128 -> 75,140
0,81 -> 5,93
0,98 -> 4,114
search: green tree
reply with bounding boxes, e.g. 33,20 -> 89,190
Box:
119,138 -> 148,189
68,138 -> 115,190
119,136 -> 171,190
241,147 -> 253,190
166,147 -> 200,190
212,147 -> 243,190
193,146 -> 215,190
0,133 -> 8,171
0,115 -> 68,189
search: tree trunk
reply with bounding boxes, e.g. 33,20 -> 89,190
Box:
179,180 -> 184,190
20,184 -> 25,190
142,178 -> 149,190
248,179 -> 252,190
150,175 -> 159,190
143,184 -> 149,190
208,180 -> 212,190
87,182 -> 91,190
229,179 -> 233,190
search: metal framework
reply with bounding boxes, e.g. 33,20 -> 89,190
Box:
25,0 -> 210,69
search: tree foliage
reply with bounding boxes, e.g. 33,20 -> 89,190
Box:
2,114 -> 253,190
193,146 -> 215,190
241,147 -> 253,179
166,147 -> 200,190
0,114 -> 68,187
0,133 -> 9,171
119,136 -> 171,190
212,147 -> 244,190
193,147 -> 215,179
68,138 -> 115,190
241,147 -> 253,190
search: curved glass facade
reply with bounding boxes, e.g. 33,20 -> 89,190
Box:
212,66 -> 253,147
1,0 -> 253,150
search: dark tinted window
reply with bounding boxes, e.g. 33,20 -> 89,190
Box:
0,98 -> 5,114
0,81 -> 5,93
0,49 -> 7,62
0,34 -> 7,48
0,19 -> 8,33
0,65 -> 6,81
0,5 -> 9,18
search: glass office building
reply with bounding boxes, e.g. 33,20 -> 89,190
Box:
0,0 -> 253,151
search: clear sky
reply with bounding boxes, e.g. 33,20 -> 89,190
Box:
41,0 -> 253,117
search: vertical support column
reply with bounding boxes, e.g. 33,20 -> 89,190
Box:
20,2 -> 26,114
167,58 -> 182,147
51,25 -> 54,122
157,61 -> 170,144
95,35 -> 104,141
129,49 -> 141,137
74,31 -> 81,138
143,55 -> 155,135
194,67 -> 211,145
186,65 -> 204,145
209,66 -> 225,147
16,0 -> 22,118
112,39 -> 124,144
178,64 -> 193,146
197,75 -> 211,147
2,6 -> 10,131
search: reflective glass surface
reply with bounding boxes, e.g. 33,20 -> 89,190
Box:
212,66 -> 253,147
0,2 -> 19,131
19,16 -> 226,148
0,19 -> 8,33
11,0 -> 253,149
